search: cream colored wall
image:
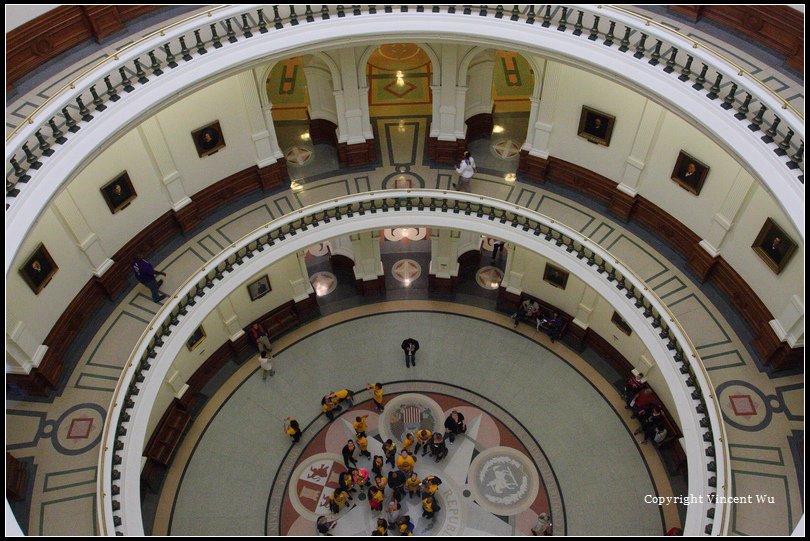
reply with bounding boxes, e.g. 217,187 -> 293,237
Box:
636,111 -> 742,240
8,207 -> 95,341
542,60 -> 803,330
716,183 -> 804,313
152,75 -> 258,195
146,254 -> 301,437
547,64 -> 647,180
64,129 -> 170,255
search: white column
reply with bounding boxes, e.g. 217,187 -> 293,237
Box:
500,243 -> 526,294
52,190 -> 114,277
329,234 -> 355,261
429,229 -> 459,279
333,89 -> 348,143
359,85 -> 374,140
290,250 -> 316,302
699,168 -> 756,256
463,55 -> 495,120
769,295 -> 804,348
239,69 -> 284,167
430,84 -> 442,138
351,231 -> 384,282
437,44 -> 460,141
572,286 -> 599,332
260,103 -> 285,160
217,297 -> 244,342
337,48 -> 367,145
6,316 -> 48,375
138,118 -> 192,212
303,63 -> 340,126
525,59 -> 561,158
454,86 -> 468,140
616,99 -> 665,197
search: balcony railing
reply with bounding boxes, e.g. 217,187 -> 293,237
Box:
98,189 -> 730,536
6,5 -> 804,207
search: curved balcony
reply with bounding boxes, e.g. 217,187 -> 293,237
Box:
99,189 -> 730,536
5,4 -> 805,274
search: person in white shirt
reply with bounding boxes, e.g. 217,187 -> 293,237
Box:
259,350 -> 274,380
454,151 -> 476,192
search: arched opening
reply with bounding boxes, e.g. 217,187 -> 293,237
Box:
266,55 -> 340,181
363,44 -> 435,170
464,49 -> 535,177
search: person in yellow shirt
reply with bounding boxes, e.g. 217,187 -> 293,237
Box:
405,473 -> 421,499
367,382 -> 384,412
383,439 -> 397,468
368,485 -> 384,511
328,488 -> 349,514
414,428 -> 431,457
372,518 -> 388,536
396,450 -> 416,473
422,495 -> 440,520
398,517 -> 414,536
332,388 -> 355,407
402,432 -> 415,454
283,417 -> 301,443
422,475 -> 441,496
353,415 -> 369,437
322,395 -> 338,422
355,433 -> 371,458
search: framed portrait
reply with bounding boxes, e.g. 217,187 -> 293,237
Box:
100,172 -> 137,214
543,263 -> 569,290
670,151 -> 709,195
186,325 -> 206,351
192,120 -> 226,157
247,275 -> 272,301
611,311 -> 633,336
19,244 -> 59,295
751,218 -> 797,274
577,106 -> 616,146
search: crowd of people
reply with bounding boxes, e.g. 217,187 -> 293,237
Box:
511,298 -> 566,342
623,373 -> 669,446
285,382 -> 477,535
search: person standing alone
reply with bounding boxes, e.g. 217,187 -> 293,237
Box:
401,338 -> 420,368
453,151 -> 476,192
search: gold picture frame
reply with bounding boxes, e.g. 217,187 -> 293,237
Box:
19,244 -> 59,295
100,171 -> 137,214
186,325 -> 206,351
751,218 -> 797,275
670,150 -> 710,196
192,120 -> 226,157
577,105 -> 616,146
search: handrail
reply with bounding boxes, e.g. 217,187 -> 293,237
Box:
5,5 -> 230,142
99,189 -> 729,536
607,4 -> 802,119
6,4 -> 803,216
6,3 -> 801,140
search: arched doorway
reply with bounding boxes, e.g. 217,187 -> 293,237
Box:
464,49 -> 536,177
363,44 -> 435,171
266,55 -> 340,181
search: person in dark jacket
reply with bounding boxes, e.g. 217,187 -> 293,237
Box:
401,338 -> 420,368
131,255 -> 167,303
342,440 -> 358,468
443,410 -> 466,443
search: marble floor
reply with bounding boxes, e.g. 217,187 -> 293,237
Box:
7,113 -> 803,536
5,6 -> 805,537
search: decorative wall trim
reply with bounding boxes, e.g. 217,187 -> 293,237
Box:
6,6 -> 164,90
464,113 -> 494,143
338,139 -> 376,167
521,155 -> 800,371
670,6 -> 804,72
427,136 -> 466,164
